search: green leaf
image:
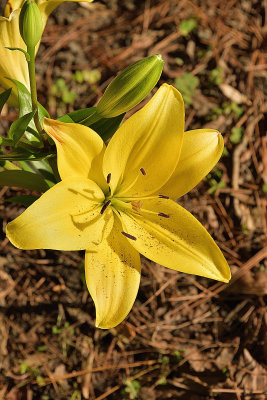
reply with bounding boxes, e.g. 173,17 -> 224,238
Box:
0,88 -> 12,113
175,72 -> 199,106
6,195 -> 38,207
91,113 -> 124,141
230,127 -> 244,144
0,149 -> 54,161
209,67 -> 224,85
0,170 -> 49,191
180,19 -> 197,35
0,137 -> 13,146
5,47 -> 30,61
8,110 -> 36,145
6,78 -> 49,141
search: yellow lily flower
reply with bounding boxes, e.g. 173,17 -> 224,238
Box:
0,0 -> 94,106
6,84 -> 231,329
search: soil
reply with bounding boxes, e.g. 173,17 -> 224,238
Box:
0,0 -> 266,399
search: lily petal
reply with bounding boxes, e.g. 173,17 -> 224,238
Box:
85,218 -> 141,329
103,84 -> 184,197
160,129 -> 224,199
6,178 -> 113,250
0,11 -> 30,105
5,1 -> 94,24
119,198 -> 231,282
43,118 -> 108,191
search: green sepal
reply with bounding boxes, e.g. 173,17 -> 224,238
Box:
8,110 -> 36,146
0,170 -> 49,192
0,88 -> 12,113
5,195 -> 39,207
5,47 -> 30,61
90,113 -> 124,141
59,107 -> 100,126
59,108 -> 124,140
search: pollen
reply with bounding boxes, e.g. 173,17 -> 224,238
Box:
121,231 -> 137,240
100,200 -> 111,214
131,200 -> 143,212
158,212 -> 170,218
140,168 -> 146,176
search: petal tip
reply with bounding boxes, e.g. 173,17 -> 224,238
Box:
6,221 -> 23,250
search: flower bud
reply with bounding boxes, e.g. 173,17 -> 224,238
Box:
19,0 -> 43,48
96,54 -> 164,118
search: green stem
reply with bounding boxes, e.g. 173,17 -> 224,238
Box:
27,45 -> 43,135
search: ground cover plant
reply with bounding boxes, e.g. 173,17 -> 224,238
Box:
0,0 -> 266,399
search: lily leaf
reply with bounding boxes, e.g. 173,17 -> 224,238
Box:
5,47 -> 30,61
8,110 -> 36,145
6,195 -> 39,207
6,78 -> 50,142
0,170 -> 50,192
0,149 -> 54,161
0,88 -> 12,114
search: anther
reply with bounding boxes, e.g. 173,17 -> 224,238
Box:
107,173 -> 111,184
100,200 -> 111,214
121,231 -> 137,240
158,212 -> 170,218
158,194 -> 169,199
140,168 -> 146,176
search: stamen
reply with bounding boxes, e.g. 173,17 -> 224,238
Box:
131,200 -> 143,212
158,194 -> 169,199
107,173 -> 111,184
100,200 -> 111,214
140,168 -> 146,176
121,231 -> 137,240
158,212 -> 170,218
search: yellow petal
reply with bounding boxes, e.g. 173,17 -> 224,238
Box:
6,178 -> 113,250
103,84 -> 184,197
5,1 -> 94,24
160,129 -> 224,199
43,118 -> 108,191
119,198 -> 231,282
0,10 -> 30,105
85,218 -> 141,329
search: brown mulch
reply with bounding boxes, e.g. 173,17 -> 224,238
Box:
0,0 -> 266,399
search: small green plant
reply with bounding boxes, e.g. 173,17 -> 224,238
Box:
241,223 -> 248,235
72,69 -> 101,84
70,391 -> 82,400
50,78 -> 76,104
209,67 -> 223,85
222,366 -> 230,377
180,18 -> 197,35
206,101 -> 244,121
206,169 -> 227,195
175,72 -> 199,105
122,379 -> 141,399
19,360 -> 45,386
230,127 -> 244,144
262,183 -> 267,194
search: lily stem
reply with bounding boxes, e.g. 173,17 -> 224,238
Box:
27,45 -> 43,136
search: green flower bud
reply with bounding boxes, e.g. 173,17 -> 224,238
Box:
96,54 -> 164,118
19,0 -> 43,48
